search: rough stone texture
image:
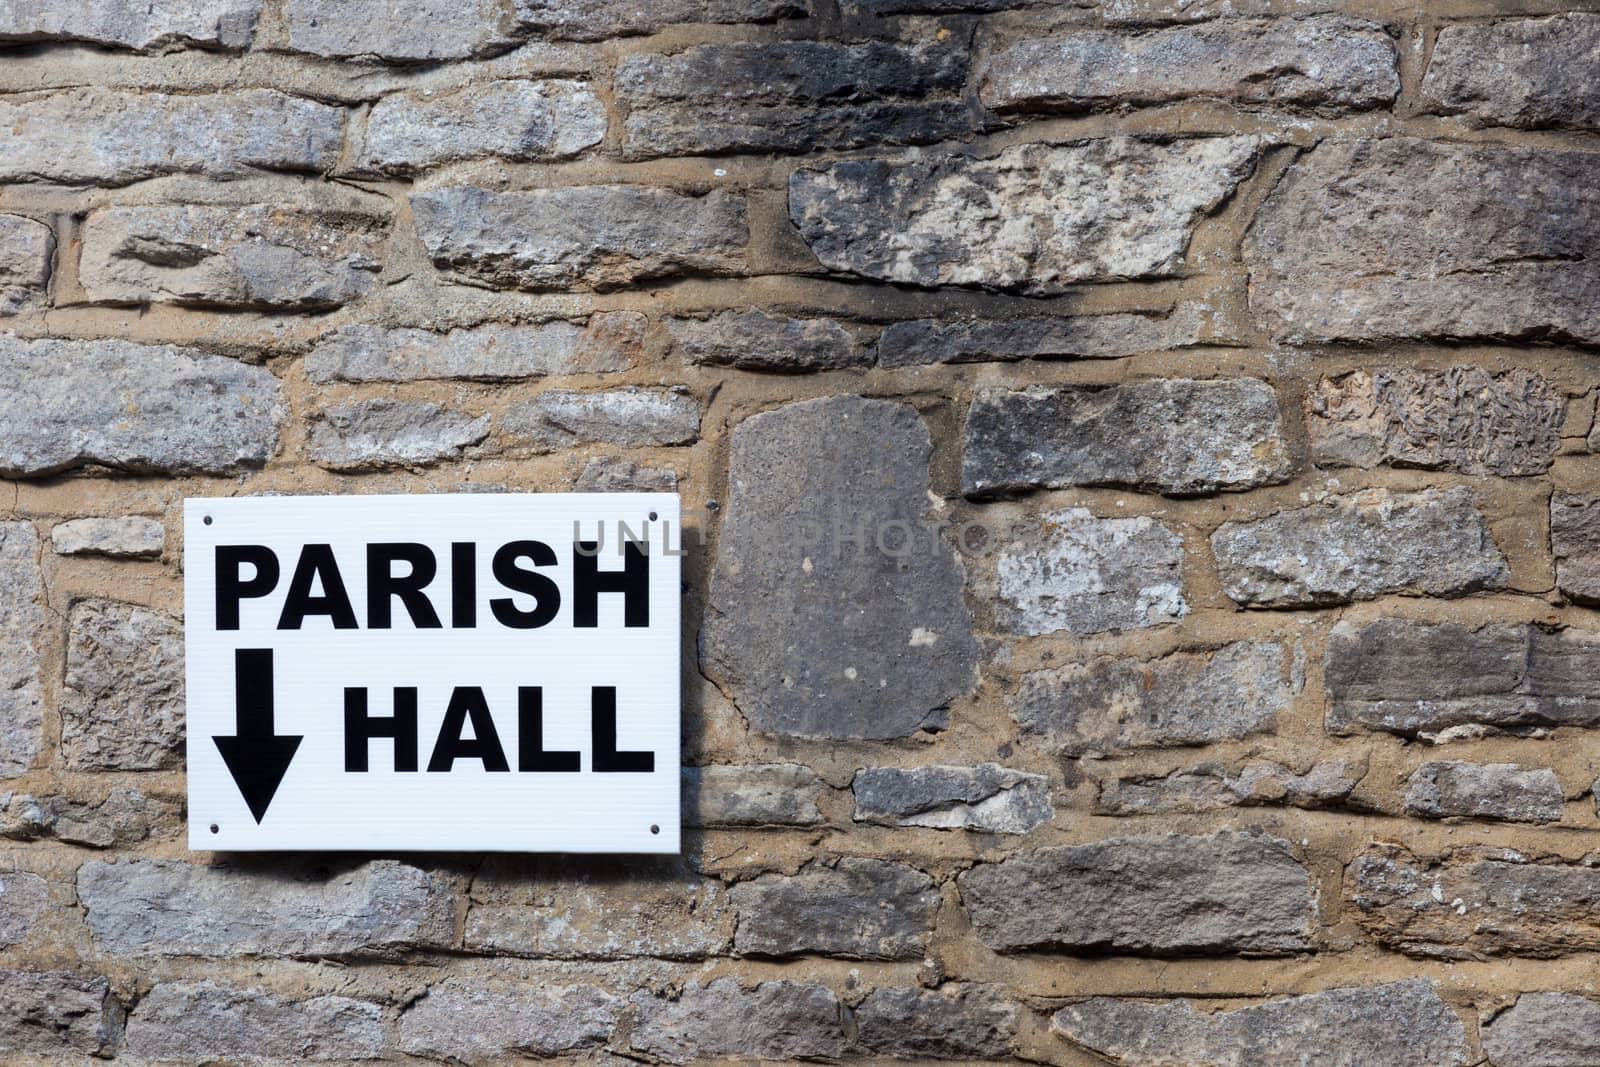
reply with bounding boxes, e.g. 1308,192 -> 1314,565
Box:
852,763 -> 1052,833
50,517 -> 165,559
668,310 -> 867,371
683,764 -> 824,827
617,40 -> 973,158
629,979 -> 845,1065
0,521 -> 44,778
0,970 -> 122,1057
1212,487 -> 1508,607
1483,992 -> 1600,1067
877,304 -> 1206,366
1404,761 -> 1564,824
1053,980 -> 1470,1067
0,214 -> 50,313
411,185 -> 747,291
1307,368 -> 1563,477
61,599 -> 184,771
309,400 -> 490,471
791,137 -> 1258,293
0,87 -> 342,185
512,0 -> 804,41
997,508 -> 1187,636
1096,760 -> 1363,815
307,314 -> 642,383
1552,493 -> 1600,604
125,981 -> 386,1061
398,980 -> 620,1062
0,335 -> 282,477
77,859 -> 458,958
360,80 -> 605,174
961,831 -> 1314,956
731,859 -> 937,959
983,17 -> 1397,114
0,787 -> 180,848
0,871 -> 46,948
1244,139 -> 1600,344
964,379 -> 1290,497
701,396 -> 980,739
574,457 -> 678,492
1421,14 -> 1600,132
505,387 -> 699,452
275,0 -> 510,60
855,985 -> 1019,1059
0,0 -> 259,50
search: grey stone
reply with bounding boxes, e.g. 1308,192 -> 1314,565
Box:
1244,139 -> 1600,344
411,185 -> 746,291
276,0 -> 510,60
1483,992 -> 1600,1067
964,379 -> 1290,497
61,599 -> 184,771
360,80 -> 605,174
731,858 -> 936,959
399,980 -> 620,1062
126,982 -> 385,1061
309,400 -> 490,471
617,40 -> 973,159
0,787 -> 180,848
631,979 -> 843,1064
0,970 -> 122,1056
668,310 -> 867,372
1096,760 -> 1362,815
0,871 -> 46,947
683,764 -> 824,827
959,830 -> 1314,956
0,522 -> 43,778
512,0 -> 805,41
0,214 -> 50,314
506,388 -> 699,452
0,0 -> 259,50
1552,493 -> 1600,604
1421,14 -> 1600,132
855,985 -> 1019,1059
790,136 -> 1258,293
984,17 -> 1395,114
0,87 -> 342,185
1404,761 -> 1563,823
701,396 -> 979,739
877,304 -> 1207,366
1053,980 -> 1469,1067
997,508 -> 1187,636
1307,367 -> 1563,477
574,458 -> 678,492
0,335 -> 282,476
852,763 -> 1052,833
1211,487 -> 1508,607
51,517 -> 165,559
77,858 -> 458,958
80,203 -> 383,311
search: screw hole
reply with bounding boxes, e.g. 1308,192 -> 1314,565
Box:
650,824 -> 660,835
203,515 -> 213,525
209,824 -> 219,834
648,511 -> 658,521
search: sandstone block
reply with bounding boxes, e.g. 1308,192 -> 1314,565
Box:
277,0 -> 509,60
1483,993 -> 1600,1066
360,80 -> 604,173
61,599 -> 184,771
307,314 -> 642,383
852,763 -> 1051,833
575,458 -> 678,492
855,985 -> 1019,1059
668,310 -> 867,371
0,214 -> 51,314
0,871 -> 46,947
51,517 -> 164,559
0,522 -> 44,777
0,787 -> 180,848
126,981 -> 385,1061
1096,760 -> 1361,815
0,970 -> 121,1056
1404,761 -> 1563,823
309,400 -> 489,471
731,858 -> 936,959
512,0 -> 804,41
0,0 -> 259,50
1552,493 -> 1600,603
398,980 -> 619,1062
629,979 -> 844,1064
1421,14 -> 1600,131
504,388 -> 699,452
877,304 -> 1206,366
683,764 -> 824,827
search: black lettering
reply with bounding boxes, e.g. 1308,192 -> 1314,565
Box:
367,543 -> 441,629
490,541 -> 560,629
591,686 -> 653,772
344,687 -> 419,772
517,687 -> 579,772
451,542 -> 476,629
215,545 -> 279,630
427,686 -> 510,772
277,544 -> 358,630
572,540 -> 649,628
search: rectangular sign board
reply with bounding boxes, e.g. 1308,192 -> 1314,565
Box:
184,493 -> 680,853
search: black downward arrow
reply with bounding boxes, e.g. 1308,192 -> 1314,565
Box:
213,648 -> 303,824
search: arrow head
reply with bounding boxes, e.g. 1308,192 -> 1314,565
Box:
213,734 -> 303,824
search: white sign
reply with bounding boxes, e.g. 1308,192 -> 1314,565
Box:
184,493 -> 680,853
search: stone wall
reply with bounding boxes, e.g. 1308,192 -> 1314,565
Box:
0,1 -> 1597,1064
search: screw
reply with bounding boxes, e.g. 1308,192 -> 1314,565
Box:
203,515 -> 213,525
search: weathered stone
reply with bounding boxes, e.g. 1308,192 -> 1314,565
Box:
0,872 -> 46,947
1552,493 -> 1600,604
855,985 -> 1019,1059
80,203 -> 383,311
0,522 -> 43,778
0,335 -> 282,476
965,379 -> 1290,497
0,0 -> 259,50
0,787 -> 180,848
0,87 -> 342,185
512,0 -> 804,41
629,979 -> 845,1064
310,401 -> 488,471
126,982 -> 385,1061
668,310 -> 867,371
1404,761 -> 1563,823
1244,139 -> 1600,344
0,214 -> 50,314
575,458 -> 678,492
983,17 -> 1396,114
61,599 -> 183,771
411,185 -> 746,291
51,517 -> 164,559
617,40 -> 973,158
791,137 -> 1258,293
1096,760 -> 1362,815
1053,980 -> 1469,1067
852,764 -> 1052,833
1211,487 -> 1507,607
683,764 -> 824,827
702,396 -> 979,739
1307,368 -> 1562,477
360,80 -> 604,174
399,980 -> 620,1062
997,508 -> 1187,636
0,970 -> 122,1056
731,858 -> 936,959
276,0 -> 510,60
77,858 -> 457,958
877,304 -> 1207,366
307,314 -> 641,384
1483,992 -> 1600,1067
959,831 -> 1314,956
1421,14 -> 1600,132
505,388 -> 699,452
